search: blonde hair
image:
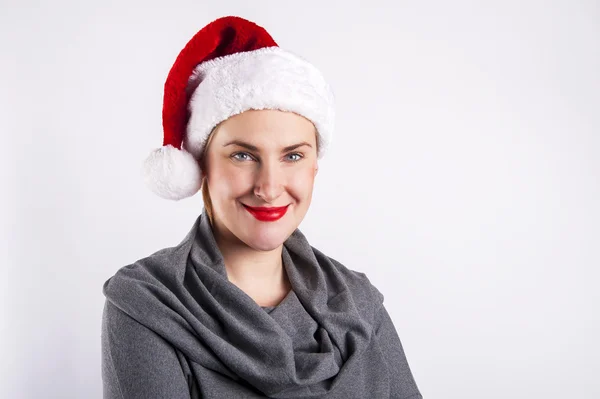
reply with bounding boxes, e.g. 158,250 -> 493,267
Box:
198,118 -> 321,227
200,126 -> 218,227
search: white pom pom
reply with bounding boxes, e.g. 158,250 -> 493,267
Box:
142,145 -> 202,200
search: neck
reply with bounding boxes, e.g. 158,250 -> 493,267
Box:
211,218 -> 292,306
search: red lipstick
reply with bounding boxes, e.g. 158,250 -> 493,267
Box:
243,204 -> 289,221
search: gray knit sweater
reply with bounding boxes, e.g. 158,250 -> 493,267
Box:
101,208 -> 423,398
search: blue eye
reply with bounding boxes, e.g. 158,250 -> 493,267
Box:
231,152 -> 304,163
287,153 -> 303,162
232,152 -> 254,162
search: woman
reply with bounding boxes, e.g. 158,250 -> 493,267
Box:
101,16 -> 423,399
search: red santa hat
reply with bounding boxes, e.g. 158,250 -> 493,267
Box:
142,16 -> 335,200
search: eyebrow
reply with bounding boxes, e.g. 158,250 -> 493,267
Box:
222,140 -> 313,152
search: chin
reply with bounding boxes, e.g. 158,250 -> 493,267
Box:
245,240 -> 284,252
240,223 -> 294,251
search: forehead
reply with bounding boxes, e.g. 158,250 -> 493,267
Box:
212,109 -> 317,144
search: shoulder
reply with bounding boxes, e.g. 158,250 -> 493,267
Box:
104,243 -> 181,283
311,246 -> 385,315
329,254 -> 384,301
101,244 -> 183,309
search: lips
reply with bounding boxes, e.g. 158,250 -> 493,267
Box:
243,204 -> 289,221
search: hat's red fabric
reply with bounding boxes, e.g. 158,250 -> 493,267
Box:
162,16 -> 278,150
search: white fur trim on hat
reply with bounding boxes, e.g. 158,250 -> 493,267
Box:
184,46 -> 335,159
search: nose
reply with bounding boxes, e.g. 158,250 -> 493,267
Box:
253,158 -> 285,203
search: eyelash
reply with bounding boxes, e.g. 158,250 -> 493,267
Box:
231,152 -> 304,163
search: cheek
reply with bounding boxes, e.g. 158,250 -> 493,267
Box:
207,162 -> 250,197
289,167 -> 316,194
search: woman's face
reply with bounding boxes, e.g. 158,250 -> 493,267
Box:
203,109 -> 319,251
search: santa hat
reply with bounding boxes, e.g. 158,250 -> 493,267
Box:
142,16 -> 335,201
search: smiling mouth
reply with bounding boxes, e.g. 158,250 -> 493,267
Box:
242,203 -> 289,221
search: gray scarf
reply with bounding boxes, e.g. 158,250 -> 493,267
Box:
103,207 -> 391,398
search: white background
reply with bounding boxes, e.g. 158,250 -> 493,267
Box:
2,0 -> 599,398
